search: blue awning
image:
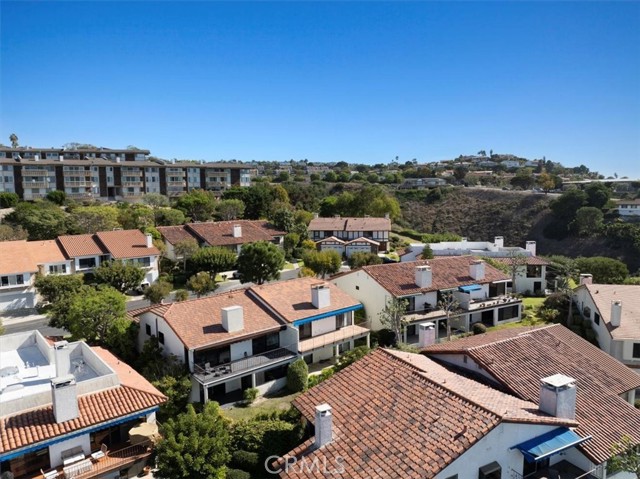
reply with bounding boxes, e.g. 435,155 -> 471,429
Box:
510,428 -> 592,463
459,284 -> 482,293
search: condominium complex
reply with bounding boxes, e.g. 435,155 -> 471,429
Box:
0,146 -> 251,200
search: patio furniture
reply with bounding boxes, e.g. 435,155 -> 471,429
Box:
40,468 -> 59,479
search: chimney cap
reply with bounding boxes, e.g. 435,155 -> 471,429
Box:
51,374 -> 76,386
541,374 -> 575,389
315,403 -> 332,414
54,340 -> 69,350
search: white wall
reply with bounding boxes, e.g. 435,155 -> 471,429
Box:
312,316 -> 336,336
332,270 -> 391,330
435,423 -> 561,479
230,339 -> 253,361
137,313 -> 186,365
48,434 -> 91,468
574,288 -> 614,356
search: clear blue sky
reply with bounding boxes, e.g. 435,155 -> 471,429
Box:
1,2 -> 639,177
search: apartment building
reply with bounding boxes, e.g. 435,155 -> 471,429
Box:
0,146 -> 251,200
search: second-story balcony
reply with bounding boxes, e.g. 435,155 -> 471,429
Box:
22,181 -> 51,189
299,324 -> 370,354
122,180 -> 143,187
21,169 -> 50,176
193,347 -> 296,386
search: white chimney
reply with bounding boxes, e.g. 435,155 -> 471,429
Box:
59,155 -> 64,162
311,284 -> 331,309
539,374 -> 577,420
525,241 -> 537,256
611,300 -> 622,327
415,265 -> 432,288
116,156 -> 121,163
418,322 -> 436,348
494,236 -> 504,248
469,260 -> 485,280
54,340 -> 70,377
145,233 -> 153,248
314,404 -> 333,449
34,154 -> 39,161
579,274 -> 593,285
233,224 -> 242,238
51,375 -> 79,423
313,212 -> 319,219
384,212 -> 390,219
221,306 -> 244,332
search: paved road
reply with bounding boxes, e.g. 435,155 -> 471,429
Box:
3,316 -> 67,336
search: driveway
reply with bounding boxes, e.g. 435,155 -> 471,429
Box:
1,308 -> 68,336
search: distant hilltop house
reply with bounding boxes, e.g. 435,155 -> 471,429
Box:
402,236 -> 548,294
0,229 -> 160,312
157,220 -> 286,260
332,256 -> 521,343
277,324 -> 640,479
131,277 -> 367,405
398,177 -> 448,189
0,146 -> 251,201
616,198 -> 640,218
0,330 -> 166,478
573,278 -> 640,373
309,215 -> 391,256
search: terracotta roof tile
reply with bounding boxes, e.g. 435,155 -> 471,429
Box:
358,256 -> 510,297
95,229 -> 160,259
57,234 -> 106,257
249,277 -> 361,323
424,324 -> 640,464
148,289 -> 284,350
156,225 -> 197,245
580,284 -> 640,340
281,349 -> 568,479
0,240 -> 67,275
186,220 -> 285,247
308,216 -> 391,232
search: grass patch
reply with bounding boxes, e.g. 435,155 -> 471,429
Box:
487,296 -> 549,332
283,262 -> 296,270
221,390 -> 300,422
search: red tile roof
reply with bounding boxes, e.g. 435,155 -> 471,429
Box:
95,229 -> 160,259
424,324 -> 640,464
156,225 -> 196,245
249,277 -> 361,323
0,240 -> 68,275
579,284 -> 640,340
186,220 -> 285,247
492,255 -> 550,266
147,289 -> 284,350
315,236 -> 345,245
308,216 -> 391,232
357,256 -> 510,297
281,348 -> 572,479
57,233 -> 106,257
0,349 -> 165,455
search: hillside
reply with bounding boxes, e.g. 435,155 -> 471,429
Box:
397,188 -> 639,271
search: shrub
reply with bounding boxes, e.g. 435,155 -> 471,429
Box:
229,419 -> 302,458
231,450 -> 260,473
0,192 -> 19,208
308,368 -> 335,388
46,190 -> 66,205
371,328 -> 396,347
287,358 -> 308,393
334,346 -> 371,372
226,468 -> 250,479
243,387 -> 259,405
472,323 -> 487,335
174,289 -> 189,302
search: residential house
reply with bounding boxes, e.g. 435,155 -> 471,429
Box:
573,281 -> 640,372
402,236 -> 548,294
332,256 -> 521,343
57,229 -> 160,285
0,240 -> 71,311
157,220 -> 285,260
276,346 -> 614,479
424,324 -> 640,478
0,331 -> 166,479
616,198 -> 640,218
398,177 -> 448,189
133,278 -> 366,404
308,215 -> 391,253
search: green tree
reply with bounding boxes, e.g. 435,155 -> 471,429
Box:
152,374 -> 193,420
174,289 -> 190,302
510,168 -> 535,190
550,190 -> 588,221
35,274 -> 84,304
271,208 -> 295,233
0,192 -> 19,208
536,172 -> 556,193
144,281 -> 172,304
286,358 -> 308,392
117,204 -> 154,230
156,208 -> 186,226
302,250 -> 342,278
323,171 -> 338,182
453,165 -> 468,182
189,246 -> 237,278
608,435 -> 640,478
347,252 -> 382,269
571,206 -> 604,236
573,257 -> 629,284
49,286 -> 126,343
0,224 -> 28,241
378,297 -> 408,344
283,232 -> 300,259
156,402 -> 230,479
236,241 -> 285,285
9,133 -> 19,148
175,189 -> 217,221
46,190 -> 66,205
68,206 -> 120,234
215,199 -> 245,221
584,182 -> 611,209
143,192 -> 170,209
5,202 -> 68,240
174,237 -> 200,272
93,260 -> 145,293
104,317 -> 139,364
421,244 -> 434,259
334,346 -> 371,372
187,272 -> 217,297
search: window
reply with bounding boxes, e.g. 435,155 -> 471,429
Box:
526,265 -> 542,278
158,331 -> 165,344
136,257 -> 151,267
252,333 -> 280,354
498,305 -> 519,322
299,322 -> 312,340
633,343 -> 640,359
583,306 -> 591,319
335,313 -> 348,330
79,257 -> 96,269
479,461 -> 501,479
49,264 -> 67,274
594,312 -> 600,325
145,324 -> 151,335
16,275 -> 24,285
1,276 -> 8,286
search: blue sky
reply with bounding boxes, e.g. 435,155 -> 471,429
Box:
1,2 -> 639,177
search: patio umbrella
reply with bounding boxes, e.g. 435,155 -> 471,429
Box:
128,422 -> 160,445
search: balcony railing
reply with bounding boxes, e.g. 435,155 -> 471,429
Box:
23,181 -> 50,188
64,180 -> 93,187
193,347 -> 296,384
467,295 -> 521,312
63,170 -> 93,176
122,181 -> 143,187
299,324 -> 370,354
21,169 -> 50,176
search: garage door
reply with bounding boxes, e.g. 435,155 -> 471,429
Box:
346,245 -> 373,257
0,292 -> 36,311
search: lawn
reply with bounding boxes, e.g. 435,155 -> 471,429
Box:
488,296 -> 548,332
221,390 -> 300,422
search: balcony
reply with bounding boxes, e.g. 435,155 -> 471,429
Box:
299,324 -> 370,354
509,460 -> 603,479
467,295 -> 521,312
120,169 -> 143,176
64,180 -> 93,187
63,170 -> 92,176
121,191 -> 143,197
21,169 -> 50,176
193,347 -> 296,386
22,181 -> 50,188
122,181 -> 143,187
167,180 -> 186,186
